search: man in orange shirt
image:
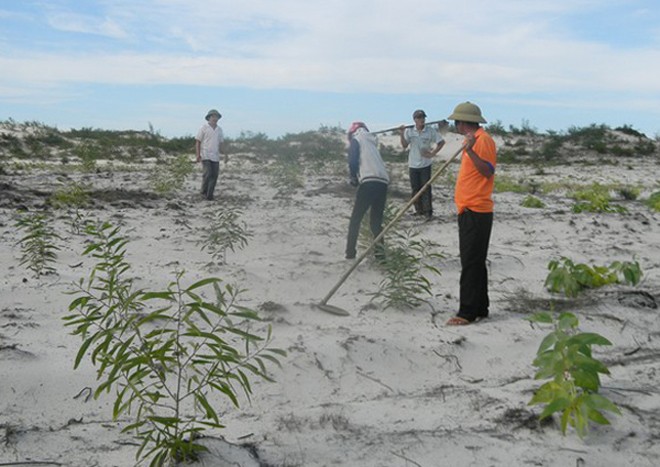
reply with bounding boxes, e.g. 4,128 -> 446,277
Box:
445,102 -> 497,326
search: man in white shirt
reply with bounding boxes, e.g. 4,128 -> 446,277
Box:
196,109 -> 226,200
399,109 -> 445,220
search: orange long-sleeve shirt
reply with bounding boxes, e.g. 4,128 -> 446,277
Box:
454,128 -> 497,214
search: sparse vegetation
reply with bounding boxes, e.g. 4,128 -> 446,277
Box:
1,116 -> 660,465
485,122 -> 658,164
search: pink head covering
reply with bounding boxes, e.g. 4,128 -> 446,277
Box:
347,121 -> 368,141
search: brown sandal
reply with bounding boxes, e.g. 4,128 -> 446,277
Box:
446,316 -> 471,326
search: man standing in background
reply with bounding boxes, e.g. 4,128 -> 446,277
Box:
399,109 -> 445,220
196,109 -> 226,201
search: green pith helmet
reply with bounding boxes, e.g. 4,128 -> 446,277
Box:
448,102 -> 487,123
205,109 -> 222,120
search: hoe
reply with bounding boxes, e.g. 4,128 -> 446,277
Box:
316,143 -> 465,316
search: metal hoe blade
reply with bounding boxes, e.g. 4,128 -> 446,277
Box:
315,303 -> 351,316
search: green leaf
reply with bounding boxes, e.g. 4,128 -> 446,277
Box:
557,313 -> 578,330
539,397 -> 570,420
529,382 -> 559,405
587,409 -> 611,425
584,393 -> 621,415
195,393 -> 220,424
148,416 -> 180,427
74,336 -> 95,369
572,369 -> 600,392
266,348 -> 287,357
187,277 -> 222,291
573,353 -> 610,375
537,333 -> 558,354
141,291 -> 175,301
528,312 -> 553,324
210,382 -> 240,407
68,296 -> 90,311
568,333 -> 612,347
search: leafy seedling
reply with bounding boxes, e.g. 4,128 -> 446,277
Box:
528,312 -> 620,438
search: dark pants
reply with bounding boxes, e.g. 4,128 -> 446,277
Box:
409,166 -> 432,216
346,182 -> 387,258
201,160 -> 220,200
457,209 -> 493,321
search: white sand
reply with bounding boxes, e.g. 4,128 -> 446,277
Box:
1,133 -> 659,466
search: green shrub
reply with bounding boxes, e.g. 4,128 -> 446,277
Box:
495,175 -> 532,194
616,185 -> 640,201
521,195 -> 545,208
372,229 -> 442,310
528,312 -> 620,438
485,120 -> 507,136
610,145 -> 634,158
150,154 -> 195,194
49,182 -> 91,208
634,140 -> 656,156
73,142 -> 100,172
645,191 -> 660,212
198,206 -> 252,264
496,149 -> 519,164
363,205 -> 443,310
279,127 -> 344,165
64,221 -> 284,465
539,135 -> 564,161
570,183 -> 626,213
508,119 -> 538,136
545,257 -> 642,298
15,211 -> 61,276
566,124 -> 608,148
379,144 -> 407,163
268,153 -> 304,197
615,124 -> 645,138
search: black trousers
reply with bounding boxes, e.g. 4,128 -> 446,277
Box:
345,182 -> 387,258
409,166 -> 432,216
201,160 -> 220,200
457,209 -> 493,321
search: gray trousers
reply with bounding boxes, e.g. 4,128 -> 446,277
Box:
409,166 -> 432,216
345,181 -> 388,258
201,160 -> 220,200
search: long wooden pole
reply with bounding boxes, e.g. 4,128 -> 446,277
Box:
370,119 -> 448,135
318,144 -> 465,308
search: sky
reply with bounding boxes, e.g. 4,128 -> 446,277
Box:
1,0 -> 659,139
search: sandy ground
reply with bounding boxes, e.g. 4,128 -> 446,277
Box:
1,134 -> 660,466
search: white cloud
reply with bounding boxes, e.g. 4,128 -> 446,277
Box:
2,0 -> 659,135
47,12 -> 128,39
2,32 -> 659,97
